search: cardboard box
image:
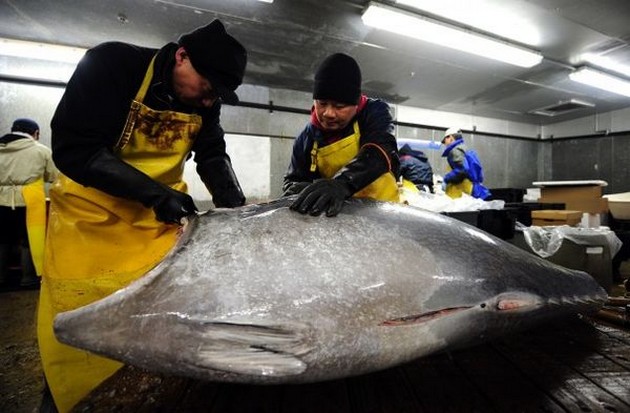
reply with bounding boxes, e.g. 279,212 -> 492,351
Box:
531,210 -> 582,226
540,185 -> 602,201
538,197 -> 608,214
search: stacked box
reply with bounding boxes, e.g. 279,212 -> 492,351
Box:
506,202 -> 565,226
539,185 -> 608,214
531,210 -> 583,226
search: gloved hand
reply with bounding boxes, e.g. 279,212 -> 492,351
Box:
197,157 -> 245,208
282,181 -> 311,197
83,148 -> 197,225
290,179 -> 351,217
152,188 -> 198,224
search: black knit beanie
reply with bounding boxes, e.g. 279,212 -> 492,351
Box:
313,53 -> 362,105
178,19 -> 247,105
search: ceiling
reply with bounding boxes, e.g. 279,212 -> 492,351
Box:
2,0 -> 630,125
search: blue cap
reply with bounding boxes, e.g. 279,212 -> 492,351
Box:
12,118 -> 40,135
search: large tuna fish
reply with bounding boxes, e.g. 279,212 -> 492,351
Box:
54,198 -> 606,384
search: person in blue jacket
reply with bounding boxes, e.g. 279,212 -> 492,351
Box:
440,127 -> 490,200
399,143 -> 434,193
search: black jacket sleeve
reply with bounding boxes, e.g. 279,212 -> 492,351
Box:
282,125 -> 317,192
334,99 -> 399,193
51,42 -> 152,184
83,147 -> 184,208
192,110 -> 245,208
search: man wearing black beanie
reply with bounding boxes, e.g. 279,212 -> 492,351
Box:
283,53 -> 400,217
40,19 -> 248,412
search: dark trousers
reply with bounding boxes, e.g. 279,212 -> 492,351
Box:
0,206 -> 36,284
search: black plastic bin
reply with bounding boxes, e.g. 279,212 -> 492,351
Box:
441,211 -> 480,227
477,208 -> 518,240
489,188 -> 526,203
441,209 -> 517,240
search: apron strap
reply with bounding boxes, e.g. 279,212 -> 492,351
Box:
115,55 -> 157,150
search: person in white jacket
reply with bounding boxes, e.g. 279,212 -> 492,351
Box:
0,118 -> 57,288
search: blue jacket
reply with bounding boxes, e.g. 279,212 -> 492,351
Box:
399,144 -> 433,190
441,137 -> 490,199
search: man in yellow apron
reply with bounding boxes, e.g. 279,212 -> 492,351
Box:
39,20 -> 247,412
283,53 -> 400,217
0,118 -> 57,288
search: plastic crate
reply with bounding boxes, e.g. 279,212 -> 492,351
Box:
478,208 -> 517,240
489,188 -> 526,203
441,211 -> 479,227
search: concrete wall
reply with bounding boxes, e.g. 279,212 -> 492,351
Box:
549,134 -> 630,194
540,105 -> 630,194
542,107 -> 630,139
0,81 -> 64,149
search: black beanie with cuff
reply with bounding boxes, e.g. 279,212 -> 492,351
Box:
313,53 -> 362,105
178,19 -> 247,105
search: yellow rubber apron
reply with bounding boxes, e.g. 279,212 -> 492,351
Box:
22,177 -> 47,276
444,166 -> 474,199
38,56 -> 202,413
398,178 -> 420,204
311,121 -> 399,202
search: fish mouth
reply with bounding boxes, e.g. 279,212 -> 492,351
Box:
380,306 -> 472,326
379,291 -> 605,327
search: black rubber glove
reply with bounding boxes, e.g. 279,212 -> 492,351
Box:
83,148 -> 198,224
197,157 -> 245,208
290,179 -> 352,217
282,181 -> 311,197
152,188 -> 198,224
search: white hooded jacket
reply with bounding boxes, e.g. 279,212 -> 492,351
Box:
0,132 -> 57,208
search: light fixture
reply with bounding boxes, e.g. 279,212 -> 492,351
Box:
256,0 -> 273,3
395,0 -> 540,46
581,53 -> 630,78
569,67 -> 630,97
361,3 -> 543,68
0,38 -> 87,64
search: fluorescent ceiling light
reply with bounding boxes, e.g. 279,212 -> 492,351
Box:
361,3 -> 543,68
581,53 -> 630,78
396,0 -> 540,46
569,67 -> 630,97
0,38 -> 86,64
257,0 -> 273,3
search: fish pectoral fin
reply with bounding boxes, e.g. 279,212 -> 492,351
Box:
184,320 -> 311,376
194,345 -> 307,376
196,321 -> 308,347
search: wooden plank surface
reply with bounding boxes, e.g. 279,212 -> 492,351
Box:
72,315 -> 630,413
